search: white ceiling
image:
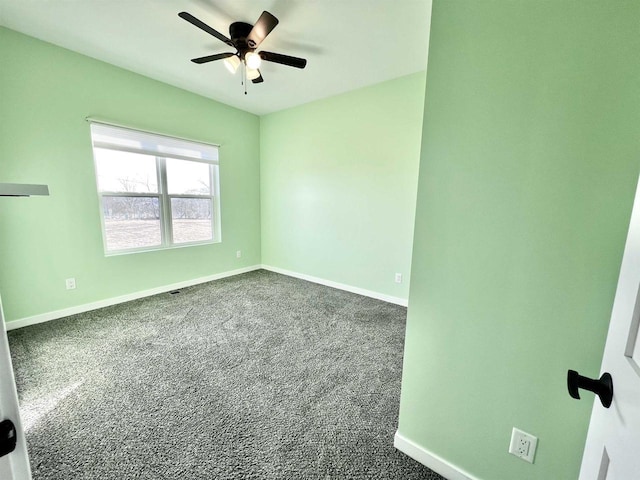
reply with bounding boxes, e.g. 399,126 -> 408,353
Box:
0,0 -> 432,116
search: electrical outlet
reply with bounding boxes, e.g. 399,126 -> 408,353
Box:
395,273 -> 402,284
236,250 -> 242,258
509,427 -> 537,463
65,278 -> 76,290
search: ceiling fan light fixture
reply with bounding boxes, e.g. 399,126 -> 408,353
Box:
180,10 -> 308,90
246,68 -> 261,80
224,55 -> 240,74
245,51 -> 262,70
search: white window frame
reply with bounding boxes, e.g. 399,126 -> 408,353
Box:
89,121 -> 221,255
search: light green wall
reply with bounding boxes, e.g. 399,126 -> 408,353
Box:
260,72 -> 426,300
0,27 -> 261,322
399,1 -> 640,479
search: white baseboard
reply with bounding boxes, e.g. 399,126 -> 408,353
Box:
394,431 -> 480,480
260,264 -> 408,307
6,264 -> 407,331
5,265 -> 261,331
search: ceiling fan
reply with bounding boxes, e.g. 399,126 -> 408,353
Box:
179,10 -> 307,91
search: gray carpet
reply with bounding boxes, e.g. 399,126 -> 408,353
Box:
8,270 -> 442,479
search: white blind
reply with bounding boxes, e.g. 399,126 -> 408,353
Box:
89,122 -> 219,164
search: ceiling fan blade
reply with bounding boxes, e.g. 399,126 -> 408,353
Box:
179,12 -> 233,47
251,71 -> 264,84
191,53 -> 235,64
259,51 -> 307,69
247,11 -> 279,49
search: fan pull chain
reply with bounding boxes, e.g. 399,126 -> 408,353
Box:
243,62 -> 248,95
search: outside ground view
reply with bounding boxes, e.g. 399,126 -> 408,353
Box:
104,219 -> 212,251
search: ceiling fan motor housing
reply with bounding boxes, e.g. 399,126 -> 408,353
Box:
229,22 -> 255,56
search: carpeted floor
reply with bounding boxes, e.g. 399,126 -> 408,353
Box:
8,270 -> 443,479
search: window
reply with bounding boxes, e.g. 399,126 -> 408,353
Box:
89,122 -> 220,254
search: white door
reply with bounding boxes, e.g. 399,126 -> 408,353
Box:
579,176 -> 640,480
0,296 -> 31,479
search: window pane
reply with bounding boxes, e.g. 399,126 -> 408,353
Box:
166,159 -> 211,195
171,198 -> 213,244
102,196 -> 161,251
94,148 -> 158,193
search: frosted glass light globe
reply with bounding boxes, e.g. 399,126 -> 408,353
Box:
245,52 -> 262,70
224,55 -> 240,74
246,68 -> 260,80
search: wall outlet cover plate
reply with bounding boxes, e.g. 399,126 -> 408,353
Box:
509,427 -> 537,463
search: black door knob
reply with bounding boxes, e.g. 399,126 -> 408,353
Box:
567,370 -> 613,408
0,419 -> 17,458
